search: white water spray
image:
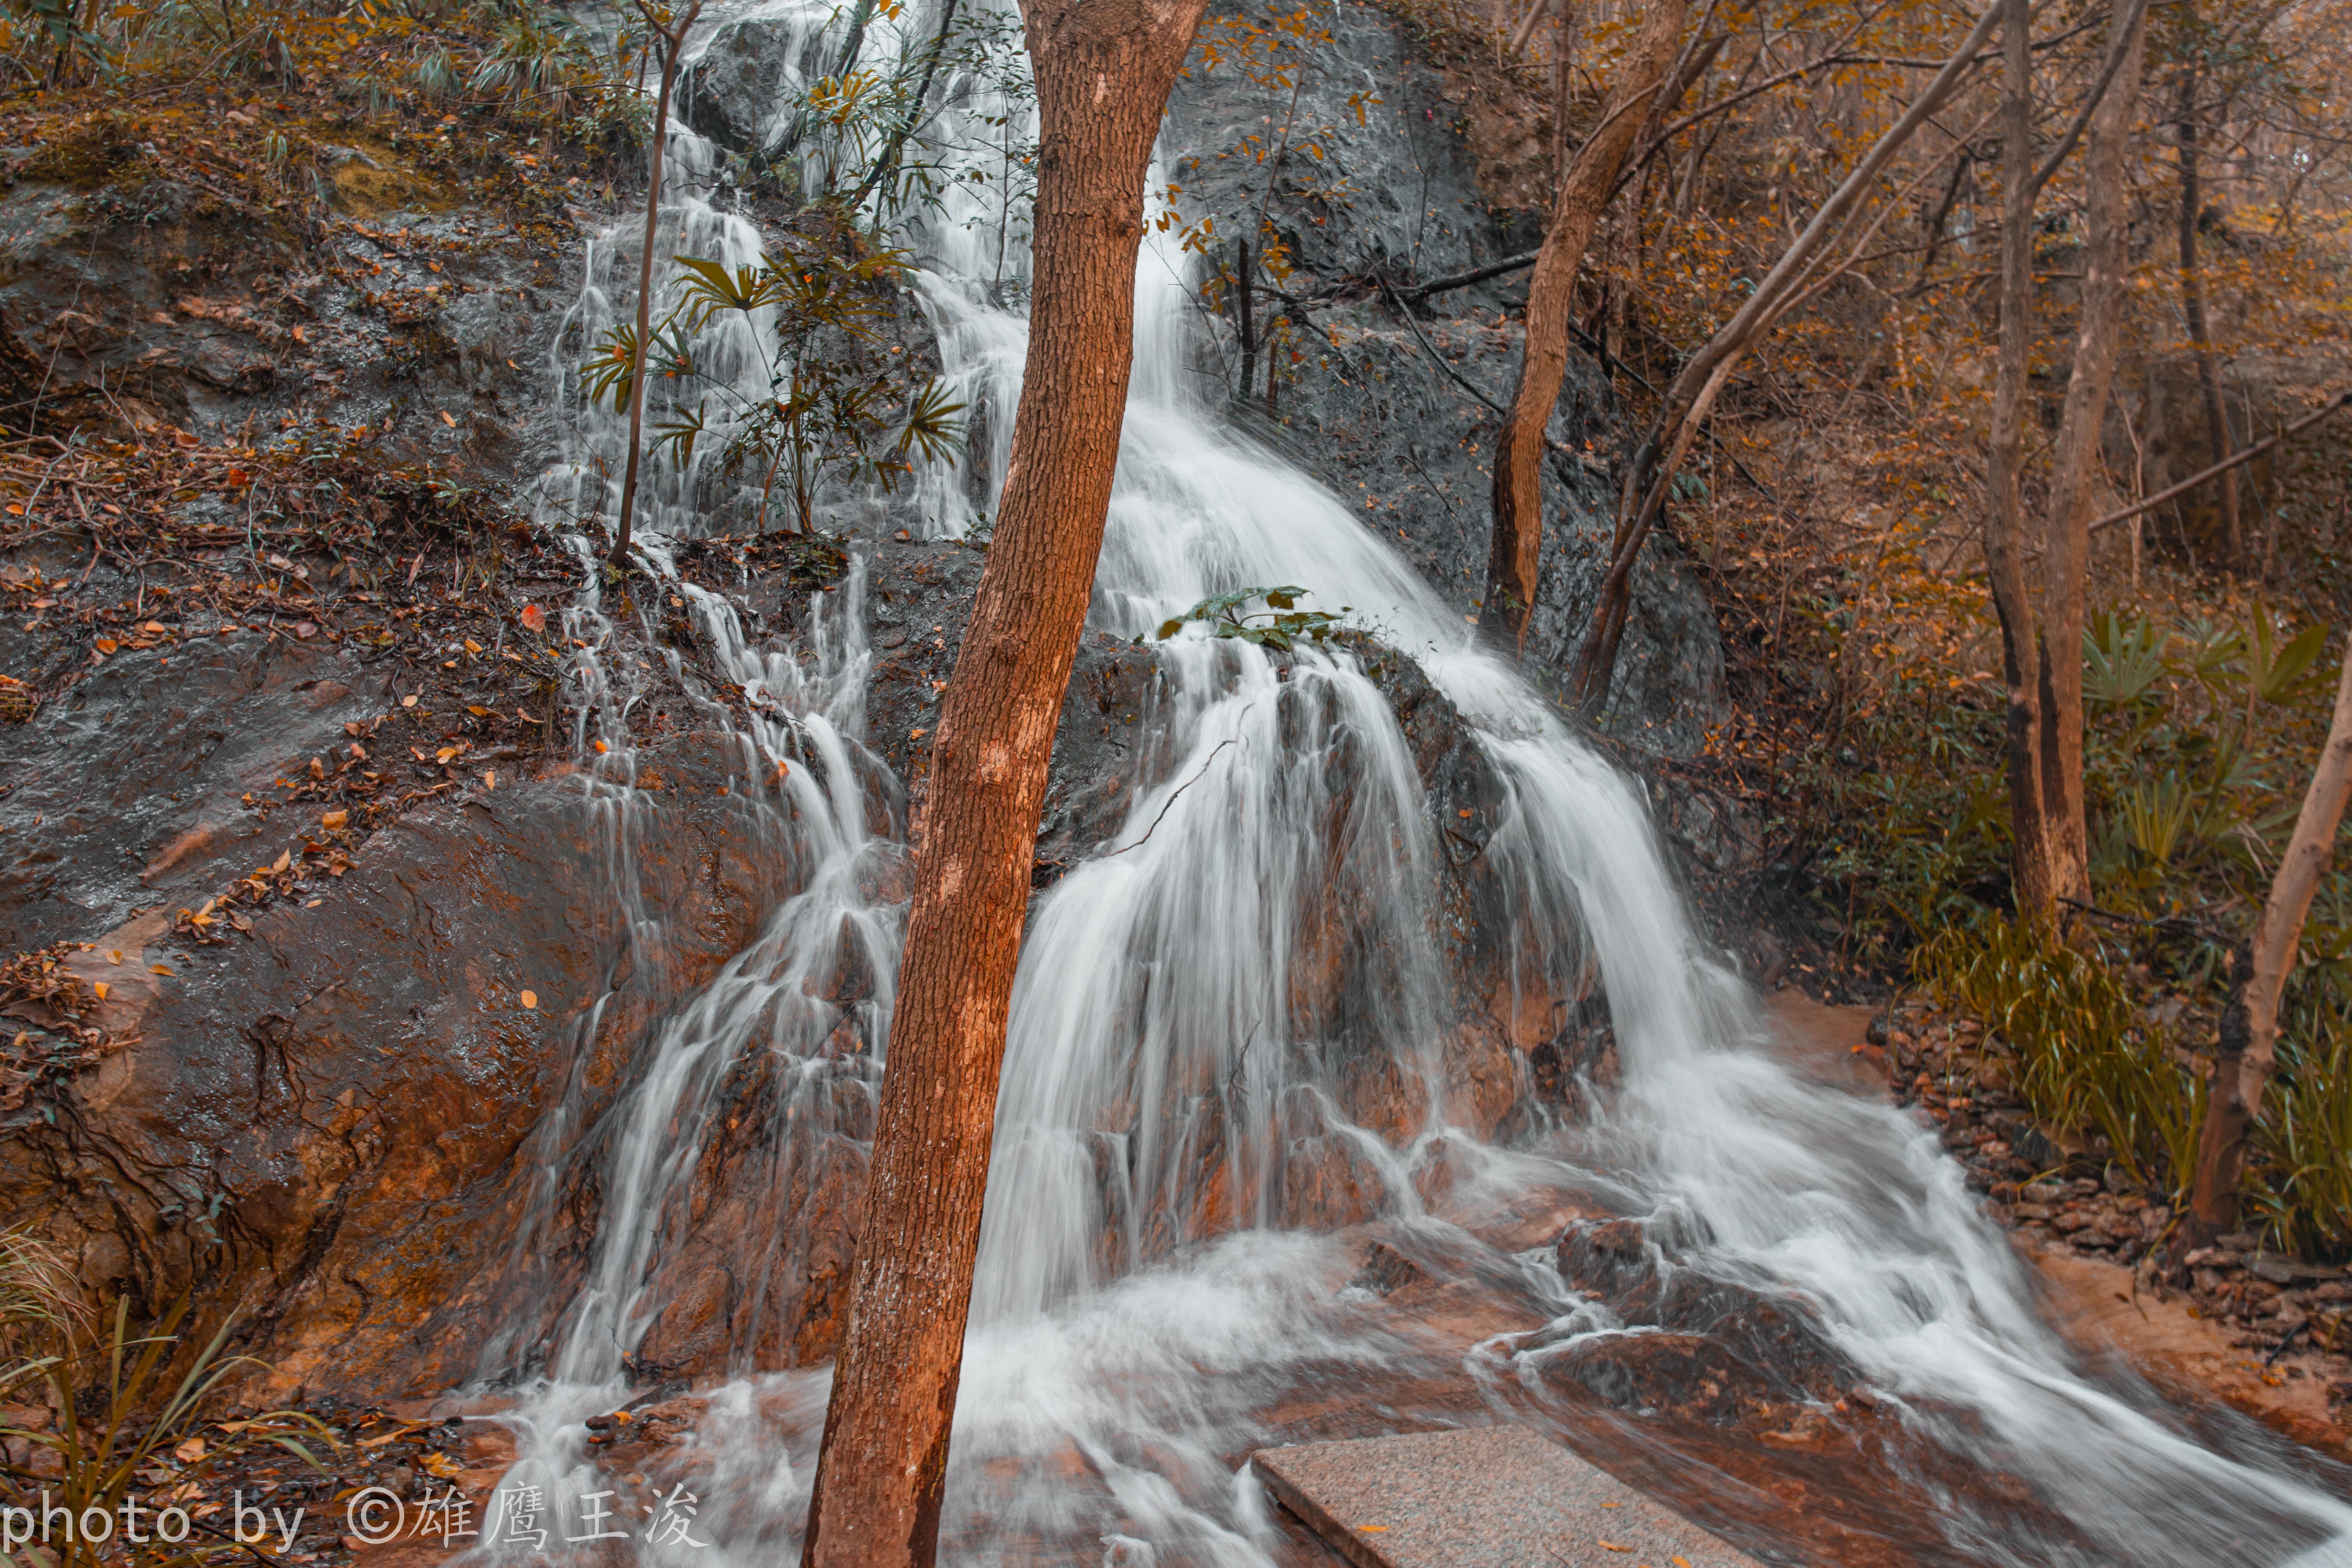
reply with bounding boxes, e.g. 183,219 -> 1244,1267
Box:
473,3 -> 2352,1562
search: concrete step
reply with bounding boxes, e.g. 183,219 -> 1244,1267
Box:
1250,1424 -> 1764,1568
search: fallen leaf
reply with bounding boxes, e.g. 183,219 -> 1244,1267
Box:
93,981 -> 108,1001
1599,1544 -> 1628,1554
305,899 -> 321,908
295,622 -> 317,639
439,409 -> 456,426
107,950 -> 122,964
1356,1525 -> 1387,1533
435,746 -> 458,764
593,739 -> 609,754
272,850 -> 292,873
95,639 -> 118,654
464,639 -> 482,654
321,810 -> 348,830
175,1437 -> 206,1464
150,964 -> 173,975
483,770 -> 498,790
910,727 -> 927,739
401,694 -> 419,708
520,990 -> 537,1009
142,620 -> 168,635
419,1453 -> 461,1480
467,705 -> 490,716
520,604 -> 547,633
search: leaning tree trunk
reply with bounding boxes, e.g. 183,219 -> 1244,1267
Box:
2183,636 -> 2352,1248
1477,0 -> 1686,662
795,0 -> 1209,1559
1984,0 -> 2057,928
2036,0 -> 2146,907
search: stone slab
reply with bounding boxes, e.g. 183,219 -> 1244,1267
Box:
1250,1424 -> 1764,1568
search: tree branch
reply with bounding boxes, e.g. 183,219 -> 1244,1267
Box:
2086,390 -> 2351,535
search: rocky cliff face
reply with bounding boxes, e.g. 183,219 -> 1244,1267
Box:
0,0 -> 1726,1399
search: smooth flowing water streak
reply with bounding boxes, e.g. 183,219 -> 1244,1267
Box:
475,2 -> 2352,1561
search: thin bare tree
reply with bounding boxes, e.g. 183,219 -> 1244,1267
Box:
609,0 -> 703,571
1479,0 -> 1689,661
2036,0 -> 2148,906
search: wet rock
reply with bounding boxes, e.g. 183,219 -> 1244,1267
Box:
0,726 -> 787,1399
0,176 -> 568,455
0,633 -> 387,954
1164,0 -> 1730,758
1277,1087 -> 1392,1230
685,15 -> 824,156
1544,1215 -> 1862,1429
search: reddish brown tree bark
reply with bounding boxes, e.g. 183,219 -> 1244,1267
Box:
1478,0 -> 1686,661
2036,0 -> 2146,907
796,0 -> 1208,1560
2184,636 -> 2352,1248
1983,0 -> 2058,928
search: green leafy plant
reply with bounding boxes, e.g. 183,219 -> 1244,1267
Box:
1153,585 -> 1349,649
0,1235 -> 336,1568
2244,612 -> 2330,707
2252,1026 -> 2352,1258
2121,772 -> 2197,870
2083,611 -> 2169,708
582,231 -> 965,534
1917,917 -> 2205,1193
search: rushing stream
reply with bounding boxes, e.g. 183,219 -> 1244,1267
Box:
465,2 -> 2352,1562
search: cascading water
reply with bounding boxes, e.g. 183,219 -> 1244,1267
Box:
467,3 -> 2352,1562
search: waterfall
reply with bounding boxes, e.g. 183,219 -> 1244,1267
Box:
469,3 -> 2352,1563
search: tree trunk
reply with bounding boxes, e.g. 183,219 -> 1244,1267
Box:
2176,60 -> 2241,566
609,0 -> 702,570
1985,0 -> 2056,927
2184,637 -> 2352,1247
2035,0 -> 2145,906
1237,238 -> 1256,401
796,0 -> 1208,1559
1478,0 -> 1686,661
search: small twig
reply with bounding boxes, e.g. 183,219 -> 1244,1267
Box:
2264,1316 -> 2310,1369
1404,248 -> 1540,300
1379,279 -> 1506,418
2056,894 -> 2227,943
1104,737 -> 1241,859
